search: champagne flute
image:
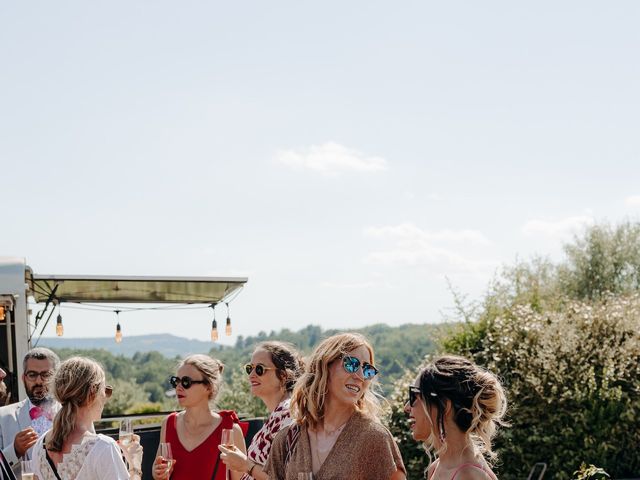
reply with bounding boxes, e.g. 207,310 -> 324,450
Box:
21,460 -> 34,480
119,418 -> 134,446
221,429 -> 234,480
160,442 -> 174,471
298,474 -> 313,480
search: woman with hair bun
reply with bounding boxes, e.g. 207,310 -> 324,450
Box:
265,333 -> 406,480
405,355 -> 507,480
31,356 -> 143,480
219,341 -> 304,480
152,354 -> 247,480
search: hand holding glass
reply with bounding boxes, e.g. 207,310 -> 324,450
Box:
160,442 -> 174,470
221,429 -> 234,479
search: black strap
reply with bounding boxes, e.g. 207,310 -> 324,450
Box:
45,449 -> 63,480
211,450 -> 221,480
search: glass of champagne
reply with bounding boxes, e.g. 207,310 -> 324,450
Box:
298,473 -> 313,480
21,460 -> 34,480
221,429 -> 234,480
160,442 -> 174,471
119,418 -> 134,446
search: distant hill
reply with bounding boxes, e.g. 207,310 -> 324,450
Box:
38,333 -> 219,358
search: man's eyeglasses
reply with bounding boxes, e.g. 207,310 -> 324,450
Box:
24,370 -> 54,381
169,375 -> 208,389
408,386 -> 421,406
244,364 -> 277,376
342,356 -> 379,380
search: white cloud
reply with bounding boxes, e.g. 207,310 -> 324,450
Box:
275,142 -> 387,175
625,195 -> 640,207
363,223 -> 495,273
320,281 -> 379,289
521,215 -> 594,239
364,223 -> 492,246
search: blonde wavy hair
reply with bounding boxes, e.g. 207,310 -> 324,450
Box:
179,354 -> 224,401
416,355 -> 507,464
290,332 -> 382,430
47,357 -> 105,452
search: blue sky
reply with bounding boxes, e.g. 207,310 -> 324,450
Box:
1,2 -> 639,344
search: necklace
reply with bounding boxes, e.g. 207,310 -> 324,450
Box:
322,420 -> 348,436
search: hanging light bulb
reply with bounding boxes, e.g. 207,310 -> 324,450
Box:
225,302 -> 232,336
210,303 -> 218,341
211,319 -> 219,341
0,306 -> 5,321
56,313 -> 64,336
114,310 -> 122,343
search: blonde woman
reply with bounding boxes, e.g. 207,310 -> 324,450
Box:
405,356 -> 507,480
152,354 -> 246,480
31,357 -> 143,480
265,333 -> 406,480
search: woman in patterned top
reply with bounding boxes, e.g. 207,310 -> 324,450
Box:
219,342 -> 304,480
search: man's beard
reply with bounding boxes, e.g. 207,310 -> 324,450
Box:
26,384 -> 51,406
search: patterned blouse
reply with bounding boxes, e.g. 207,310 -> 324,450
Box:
241,398 -> 293,480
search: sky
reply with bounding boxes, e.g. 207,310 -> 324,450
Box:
1,1 -> 640,345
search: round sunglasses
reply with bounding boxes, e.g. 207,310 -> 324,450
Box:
169,375 -> 208,389
342,355 -> 379,380
244,363 -> 277,376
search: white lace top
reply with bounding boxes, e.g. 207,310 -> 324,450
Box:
32,432 -> 129,480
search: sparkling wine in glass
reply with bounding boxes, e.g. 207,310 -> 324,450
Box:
119,418 -> 134,446
160,442 -> 174,470
298,473 -> 314,480
221,429 -> 234,479
21,460 -> 34,480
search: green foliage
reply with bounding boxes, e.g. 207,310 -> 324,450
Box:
434,223 -> 640,479
573,463 -> 610,480
52,322 -> 442,418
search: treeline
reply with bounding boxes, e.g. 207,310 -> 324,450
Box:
53,322 -> 446,416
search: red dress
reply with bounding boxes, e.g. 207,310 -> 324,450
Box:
166,410 -> 246,480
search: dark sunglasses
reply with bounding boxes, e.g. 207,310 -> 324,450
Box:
342,355 -> 379,380
408,386 -> 421,406
169,375 -> 208,389
244,363 -> 277,376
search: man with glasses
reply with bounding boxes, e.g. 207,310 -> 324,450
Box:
0,348 -> 60,475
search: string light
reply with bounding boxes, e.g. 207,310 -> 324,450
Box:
210,303 -> 218,342
0,306 -> 5,321
225,302 -> 232,336
56,302 -> 64,336
115,310 -> 122,343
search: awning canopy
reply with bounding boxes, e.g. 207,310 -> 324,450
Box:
28,274 -> 247,304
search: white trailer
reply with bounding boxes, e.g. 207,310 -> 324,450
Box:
0,256 -> 247,404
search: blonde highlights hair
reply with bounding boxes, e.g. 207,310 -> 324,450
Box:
290,332 -> 381,430
48,357 -> 105,452
416,355 -> 507,463
179,354 -> 224,401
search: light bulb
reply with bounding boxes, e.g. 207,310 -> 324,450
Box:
0,306 -> 5,321
211,319 -> 219,341
225,316 -> 232,336
115,323 -> 122,343
56,314 -> 64,336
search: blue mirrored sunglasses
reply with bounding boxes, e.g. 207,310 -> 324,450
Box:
342,355 -> 379,380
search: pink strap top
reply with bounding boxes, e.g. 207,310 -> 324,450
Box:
430,462 -> 494,480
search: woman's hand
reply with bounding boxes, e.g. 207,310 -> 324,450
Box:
218,444 -> 253,473
151,455 -> 176,480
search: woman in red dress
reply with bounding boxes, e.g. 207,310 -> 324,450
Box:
152,354 -> 247,480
